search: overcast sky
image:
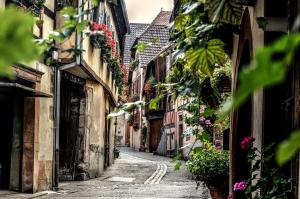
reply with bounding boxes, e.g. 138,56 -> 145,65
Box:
124,0 -> 173,23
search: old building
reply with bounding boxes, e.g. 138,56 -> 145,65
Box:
0,0 -> 55,193
0,0 -> 129,193
116,23 -> 149,147
127,10 -> 171,151
230,0 -> 300,198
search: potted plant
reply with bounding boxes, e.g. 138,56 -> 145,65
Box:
232,136 -> 292,199
187,144 -> 229,199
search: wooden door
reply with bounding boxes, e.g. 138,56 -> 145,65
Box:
149,119 -> 163,152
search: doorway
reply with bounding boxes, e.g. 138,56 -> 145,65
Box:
0,95 -> 23,190
59,72 -> 85,181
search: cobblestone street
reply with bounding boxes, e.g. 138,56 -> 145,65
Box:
1,147 -> 210,199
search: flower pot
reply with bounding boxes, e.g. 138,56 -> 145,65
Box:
208,186 -> 224,199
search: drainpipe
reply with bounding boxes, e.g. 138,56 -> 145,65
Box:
139,67 -> 143,151
53,64 -> 61,190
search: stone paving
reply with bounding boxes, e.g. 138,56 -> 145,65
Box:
0,147 -> 210,199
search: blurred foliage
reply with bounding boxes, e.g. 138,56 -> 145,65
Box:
0,7 -> 41,77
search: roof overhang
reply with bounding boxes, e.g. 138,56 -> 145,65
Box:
0,83 -> 52,97
59,61 -> 118,107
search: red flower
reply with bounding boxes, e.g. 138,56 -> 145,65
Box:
240,136 -> 254,151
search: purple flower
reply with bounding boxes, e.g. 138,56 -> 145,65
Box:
227,193 -> 233,199
205,119 -> 211,126
233,181 -> 247,191
214,139 -> 221,147
240,136 -> 255,151
199,116 -> 205,122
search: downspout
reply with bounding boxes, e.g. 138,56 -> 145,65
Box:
53,66 -> 61,190
139,66 -> 143,151
52,0 -> 60,190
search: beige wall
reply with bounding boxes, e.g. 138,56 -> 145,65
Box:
86,81 -> 106,176
0,0 -> 5,9
116,115 -> 127,146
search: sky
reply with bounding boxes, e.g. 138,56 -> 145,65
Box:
124,0 -> 173,23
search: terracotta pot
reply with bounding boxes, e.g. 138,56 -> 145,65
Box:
208,186 -> 224,199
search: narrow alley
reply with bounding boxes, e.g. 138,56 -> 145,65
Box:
1,148 -> 209,198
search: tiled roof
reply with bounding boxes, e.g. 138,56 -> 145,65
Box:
152,11 -> 172,26
123,23 -> 149,68
137,11 -> 172,67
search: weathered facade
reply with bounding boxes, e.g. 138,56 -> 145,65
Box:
0,0 -> 129,193
230,0 -> 300,198
127,10 -> 172,152
0,0 -> 55,192
117,23 -> 149,147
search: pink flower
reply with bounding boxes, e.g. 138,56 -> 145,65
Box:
227,193 -> 233,199
240,136 -> 255,151
200,105 -> 206,113
205,119 -> 211,126
199,116 -> 205,122
233,181 -> 247,191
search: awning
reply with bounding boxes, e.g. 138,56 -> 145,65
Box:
0,83 -> 52,98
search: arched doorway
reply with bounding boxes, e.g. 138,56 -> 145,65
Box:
230,8 -> 253,196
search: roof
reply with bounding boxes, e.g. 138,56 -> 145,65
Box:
123,23 -> 149,68
152,11 -> 173,26
137,10 -> 172,67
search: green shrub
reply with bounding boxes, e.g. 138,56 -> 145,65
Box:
187,145 -> 229,192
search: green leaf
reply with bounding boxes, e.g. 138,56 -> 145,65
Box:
174,162 -> 182,170
149,95 -> 164,110
107,110 -> 125,119
135,41 -> 150,53
60,6 -> 76,16
0,7 -> 40,77
185,39 -> 226,76
183,2 -> 200,15
175,14 -> 190,31
232,34 -> 300,109
76,20 -> 89,33
276,130 -> 300,166
205,0 -> 243,25
92,0 -> 100,6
